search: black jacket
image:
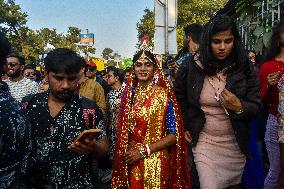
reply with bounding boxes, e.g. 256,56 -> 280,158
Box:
174,57 -> 262,156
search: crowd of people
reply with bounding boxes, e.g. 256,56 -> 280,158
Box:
0,14 -> 284,189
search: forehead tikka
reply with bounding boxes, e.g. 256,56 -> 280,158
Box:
135,51 -> 154,64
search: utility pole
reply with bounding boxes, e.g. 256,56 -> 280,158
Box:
154,0 -> 177,55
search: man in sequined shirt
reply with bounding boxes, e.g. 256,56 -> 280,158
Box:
0,33 -> 31,188
22,48 -> 108,189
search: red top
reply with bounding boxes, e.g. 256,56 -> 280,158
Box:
259,59 -> 284,116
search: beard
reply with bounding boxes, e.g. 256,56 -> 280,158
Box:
7,69 -> 21,78
50,89 -> 74,101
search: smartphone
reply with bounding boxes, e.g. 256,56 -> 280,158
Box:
73,129 -> 102,144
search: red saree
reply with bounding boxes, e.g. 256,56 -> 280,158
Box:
111,68 -> 190,189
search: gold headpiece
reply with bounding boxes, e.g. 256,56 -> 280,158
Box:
135,51 -> 154,64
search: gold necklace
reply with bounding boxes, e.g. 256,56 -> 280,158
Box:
128,83 -> 154,133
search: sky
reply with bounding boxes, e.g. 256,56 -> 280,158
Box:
14,0 -> 154,58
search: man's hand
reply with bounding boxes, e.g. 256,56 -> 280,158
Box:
185,131 -> 192,143
122,148 -> 143,165
220,89 -> 242,112
68,137 -> 98,155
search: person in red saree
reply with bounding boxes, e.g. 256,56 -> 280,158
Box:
111,50 -> 190,189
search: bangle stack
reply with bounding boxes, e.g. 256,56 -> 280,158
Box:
145,144 -> 151,156
139,144 -> 151,159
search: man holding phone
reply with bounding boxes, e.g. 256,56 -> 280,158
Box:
21,48 -> 108,189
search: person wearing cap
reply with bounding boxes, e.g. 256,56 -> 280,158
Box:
86,59 -> 112,95
78,60 -> 106,114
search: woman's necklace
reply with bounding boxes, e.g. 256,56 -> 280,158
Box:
207,71 -> 229,115
128,83 -> 153,133
207,71 -> 226,102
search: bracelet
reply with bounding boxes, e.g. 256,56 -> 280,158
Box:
235,108 -> 243,115
138,146 -> 147,159
145,144 -> 151,156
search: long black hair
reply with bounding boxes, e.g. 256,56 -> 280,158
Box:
0,33 -> 11,76
263,20 -> 284,62
199,15 -> 248,76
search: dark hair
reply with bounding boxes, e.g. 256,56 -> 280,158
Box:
133,50 -> 156,64
23,65 -> 35,72
124,67 -> 131,72
0,33 -> 11,75
107,67 -> 125,84
0,33 -> 11,65
200,15 -> 248,76
175,24 -> 204,60
44,48 -> 84,74
263,20 -> 284,62
7,54 -> 26,66
248,50 -> 256,54
184,24 -> 204,43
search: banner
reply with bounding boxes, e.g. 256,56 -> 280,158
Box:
80,33 -> 94,44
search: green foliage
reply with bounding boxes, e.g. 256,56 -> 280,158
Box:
0,0 -> 95,64
102,48 -> 114,60
136,8 -> 154,48
236,0 -> 279,53
136,0 -> 228,53
177,0 -> 228,50
122,58 -> 133,69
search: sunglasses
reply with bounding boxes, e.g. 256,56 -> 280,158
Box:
25,72 -> 36,77
7,62 -> 21,67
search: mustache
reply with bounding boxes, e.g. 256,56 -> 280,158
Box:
57,90 -> 73,94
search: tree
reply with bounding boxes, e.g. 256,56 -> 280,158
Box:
235,0 -> 276,54
102,48 -> 114,60
136,0 -> 228,52
0,0 -> 28,34
136,8 -> 155,49
0,0 -> 96,64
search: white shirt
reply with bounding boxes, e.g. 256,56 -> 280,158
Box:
4,78 -> 38,102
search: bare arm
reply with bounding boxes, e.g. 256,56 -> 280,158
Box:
149,134 -> 176,154
123,134 -> 176,165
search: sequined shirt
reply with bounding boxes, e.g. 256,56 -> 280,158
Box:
22,91 -> 106,189
0,81 -> 31,188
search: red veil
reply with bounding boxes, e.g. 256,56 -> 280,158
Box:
111,54 -> 191,189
